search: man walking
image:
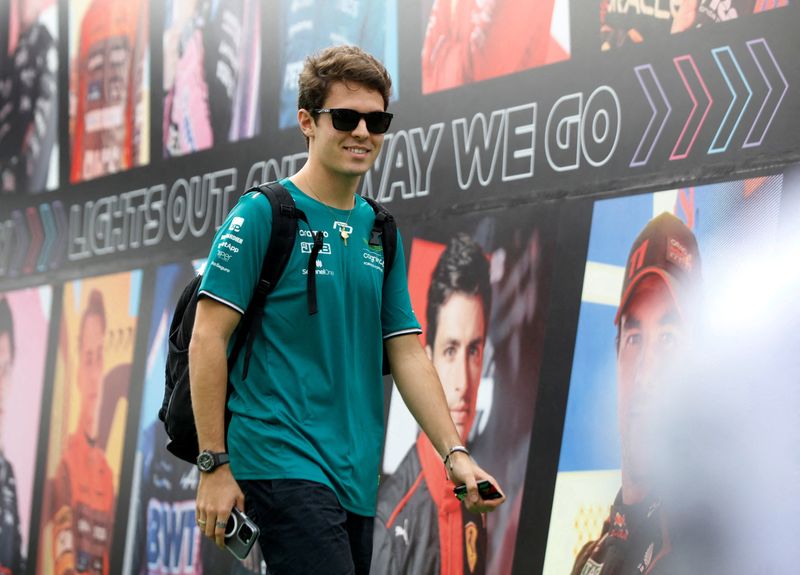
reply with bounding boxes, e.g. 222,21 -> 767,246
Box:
190,45 -> 505,574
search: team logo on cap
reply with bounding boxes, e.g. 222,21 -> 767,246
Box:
628,239 -> 649,278
666,237 -> 693,271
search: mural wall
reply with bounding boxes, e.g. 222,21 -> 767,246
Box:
0,1 -> 797,573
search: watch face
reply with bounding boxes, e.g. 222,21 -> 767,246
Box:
197,451 -> 214,471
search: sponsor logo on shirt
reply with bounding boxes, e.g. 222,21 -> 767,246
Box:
302,266 -> 334,277
640,542 -> 655,571
607,0 -> 672,20
218,241 -> 239,253
301,241 -> 332,255
220,233 -> 243,244
362,250 -> 384,273
228,216 -> 245,232
300,228 -> 332,255
393,518 -> 409,546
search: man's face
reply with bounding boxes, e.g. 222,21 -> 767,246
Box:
77,313 -> 105,435
428,293 -> 486,442
303,81 -> 386,178
0,333 -> 12,430
617,275 -> 683,484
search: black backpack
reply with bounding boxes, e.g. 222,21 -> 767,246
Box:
159,181 -> 397,464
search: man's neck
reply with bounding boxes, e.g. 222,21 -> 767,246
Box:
621,470 -> 648,505
292,165 -> 360,210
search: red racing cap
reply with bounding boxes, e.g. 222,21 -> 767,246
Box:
615,212 -> 702,325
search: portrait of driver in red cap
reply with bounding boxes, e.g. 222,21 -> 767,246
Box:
572,212 -> 702,575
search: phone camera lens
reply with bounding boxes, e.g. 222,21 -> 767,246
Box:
225,514 -> 238,538
239,524 -> 253,541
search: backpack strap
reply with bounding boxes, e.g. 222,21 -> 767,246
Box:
305,230 -> 324,315
363,196 -> 397,282
363,197 -> 398,376
230,181 -> 308,379
259,182 -> 321,316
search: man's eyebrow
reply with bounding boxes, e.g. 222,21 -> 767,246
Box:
621,316 -> 641,330
621,309 -> 681,330
659,310 -> 680,326
441,335 -> 484,348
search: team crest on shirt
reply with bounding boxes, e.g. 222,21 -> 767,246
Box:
228,217 -> 244,232
465,521 -> 479,573
333,221 -> 353,237
363,236 -> 384,252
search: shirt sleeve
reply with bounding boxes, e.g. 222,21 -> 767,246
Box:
382,228 -> 422,339
198,191 -> 272,313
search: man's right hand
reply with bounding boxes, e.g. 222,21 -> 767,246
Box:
195,465 -> 245,548
446,451 -> 506,515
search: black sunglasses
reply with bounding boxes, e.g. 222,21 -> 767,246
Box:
313,108 -> 393,134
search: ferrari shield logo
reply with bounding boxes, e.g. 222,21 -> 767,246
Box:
465,521 -> 478,573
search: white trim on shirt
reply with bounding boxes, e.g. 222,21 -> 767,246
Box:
197,290 -> 245,315
383,328 -> 423,340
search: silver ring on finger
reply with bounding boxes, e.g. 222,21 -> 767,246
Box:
215,520 -> 227,529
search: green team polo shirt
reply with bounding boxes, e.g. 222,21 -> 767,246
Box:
198,179 -> 421,515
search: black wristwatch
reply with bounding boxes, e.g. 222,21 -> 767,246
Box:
196,450 -> 230,473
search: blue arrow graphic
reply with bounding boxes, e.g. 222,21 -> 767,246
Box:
709,46 -> 752,154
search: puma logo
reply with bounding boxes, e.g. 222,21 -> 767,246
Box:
393,519 -> 409,546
